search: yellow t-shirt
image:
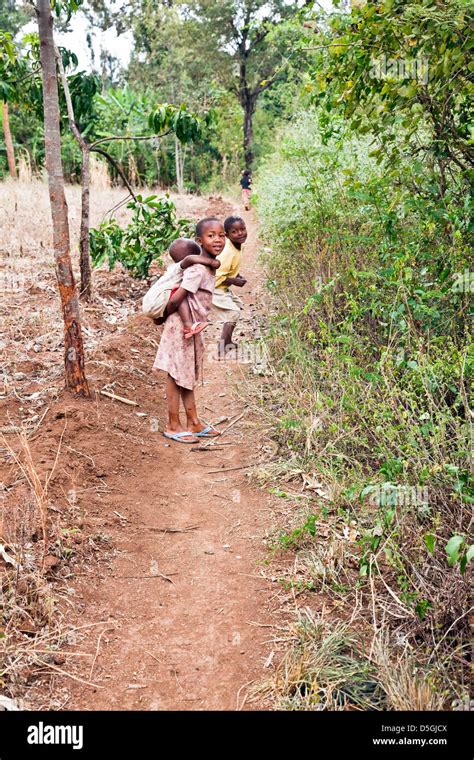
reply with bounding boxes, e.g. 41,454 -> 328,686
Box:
215,239 -> 243,290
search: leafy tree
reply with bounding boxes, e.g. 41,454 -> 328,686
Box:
90,193 -> 192,278
126,0 -> 310,169
0,0 -> 31,179
304,0 -> 473,197
0,30 -> 18,177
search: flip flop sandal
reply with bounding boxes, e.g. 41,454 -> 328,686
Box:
163,431 -> 199,444
195,425 -> 221,438
184,322 -> 210,339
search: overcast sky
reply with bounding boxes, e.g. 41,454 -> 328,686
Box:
20,13 -> 134,72
20,1 -> 335,75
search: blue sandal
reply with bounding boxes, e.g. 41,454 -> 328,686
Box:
195,425 -> 221,438
163,431 -> 199,444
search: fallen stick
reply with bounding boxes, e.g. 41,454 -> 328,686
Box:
112,573 -> 178,582
89,627 -> 114,681
145,650 -> 164,665
99,390 -> 139,406
206,462 -> 261,474
218,412 -> 245,436
32,658 -> 104,689
148,525 -> 200,533
190,446 -> 226,452
210,415 -> 228,425
113,510 -> 129,522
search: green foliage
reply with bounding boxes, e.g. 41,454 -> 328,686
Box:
89,194 -> 192,279
51,0 -> 84,22
304,0 -> 473,191
254,104 -> 471,698
277,513 -> 318,549
148,103 -> 204,143
0,30 -> 15,64
445,535 -> 474,574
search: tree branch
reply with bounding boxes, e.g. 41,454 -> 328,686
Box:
90,131 -> 171,149
55,43 -> 88,151
90,146 -> 137,199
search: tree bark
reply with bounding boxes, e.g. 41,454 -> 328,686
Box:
239,51 -> 257,170
79,146 -> 92,300
243,96 -> 256,170
175,136 -> 184,193
55,46 -> 92,301
2,100 -> 17,178
36,0 -> 90,397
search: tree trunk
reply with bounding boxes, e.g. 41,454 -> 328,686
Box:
36,0 -> 90,397
243,99 -> 255,170
79,146 -> 92,300
55,46 -> 92,301
175,136 -> 184,194
2,100 -> 17,179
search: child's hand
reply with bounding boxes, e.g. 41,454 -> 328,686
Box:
234,274 -> 247,287
197,254 -> 220,269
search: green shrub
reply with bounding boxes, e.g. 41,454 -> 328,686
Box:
89,194 -> 192,279
254,109 -> 472,705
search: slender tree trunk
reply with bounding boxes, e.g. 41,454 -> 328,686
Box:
243,98 -> 255,170
2,100 -> 17,178
239,53 -> 257,170
79,147 -> 92,300
36,0 -> 90,397
175,136 -> 184,194
56,46 -> 92,300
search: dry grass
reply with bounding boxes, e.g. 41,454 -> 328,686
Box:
239,312 -> 471,711
371,631 -> 445,711
256,608 -> 383,711
254,609 -> 448,711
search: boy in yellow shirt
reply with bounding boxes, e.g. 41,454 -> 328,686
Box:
212,216 -> 247,357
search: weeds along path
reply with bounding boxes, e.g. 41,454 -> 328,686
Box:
20,199 -> 281,711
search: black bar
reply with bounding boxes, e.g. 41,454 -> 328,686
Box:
0,710 -> 469,758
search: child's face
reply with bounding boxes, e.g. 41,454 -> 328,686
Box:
227,220 -> 247,247
197,221 -> 226,257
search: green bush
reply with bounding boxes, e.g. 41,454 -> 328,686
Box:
89,194 -> 192,279
254,109 -> 472,704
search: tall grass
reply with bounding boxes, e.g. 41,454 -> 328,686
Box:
252,111 -> 472,709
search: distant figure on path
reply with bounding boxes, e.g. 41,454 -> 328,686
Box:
240,169 -> 252,210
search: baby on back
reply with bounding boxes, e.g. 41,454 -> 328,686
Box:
143,238 -> 219,338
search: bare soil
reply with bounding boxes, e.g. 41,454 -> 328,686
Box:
1,183 -> 287,711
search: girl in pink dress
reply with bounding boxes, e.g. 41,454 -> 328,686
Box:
153,218 -> 226,443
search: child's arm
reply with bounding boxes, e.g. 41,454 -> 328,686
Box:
180,254 -> 219,270
221,274 -> 247,287
166,286 -> 190,314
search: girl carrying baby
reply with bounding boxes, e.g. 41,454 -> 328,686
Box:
153,217 -> 225,444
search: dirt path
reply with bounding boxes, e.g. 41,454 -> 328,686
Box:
44,206 -> 282,711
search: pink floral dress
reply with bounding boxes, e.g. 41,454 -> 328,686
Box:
153,263 -> 215,390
